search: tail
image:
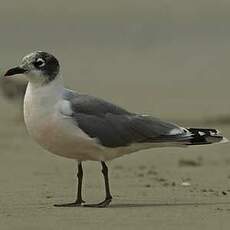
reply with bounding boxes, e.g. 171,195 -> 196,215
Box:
186,128 -> 229,145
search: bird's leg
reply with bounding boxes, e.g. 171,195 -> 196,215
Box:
84,161 -> 112,208
75,161 -> 85,204
54,161 -> 85,207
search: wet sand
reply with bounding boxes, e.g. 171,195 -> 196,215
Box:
1,1 -> 230,229
1,95 -> 230,230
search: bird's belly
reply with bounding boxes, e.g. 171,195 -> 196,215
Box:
25,112 -> 107,161
24,111 -> 186,161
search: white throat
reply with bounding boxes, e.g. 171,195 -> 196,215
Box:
23,74 -> 64,126
24,74 -> 64,105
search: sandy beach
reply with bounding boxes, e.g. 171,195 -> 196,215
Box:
1,1 -> 230,229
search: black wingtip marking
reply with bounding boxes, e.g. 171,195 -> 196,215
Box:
187,128 -> 223,145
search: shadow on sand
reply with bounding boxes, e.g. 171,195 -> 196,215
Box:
109,201 -> 230,208
54,201 -> 230,208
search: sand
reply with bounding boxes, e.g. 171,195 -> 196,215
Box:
1,108 -> 230,229
1,1 -> 230,229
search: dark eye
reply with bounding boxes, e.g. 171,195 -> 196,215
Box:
34,58 -> 45,68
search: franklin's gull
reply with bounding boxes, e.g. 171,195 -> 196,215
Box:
4,51 -> 228,207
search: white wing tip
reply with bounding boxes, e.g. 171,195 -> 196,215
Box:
220,137 -> 229,144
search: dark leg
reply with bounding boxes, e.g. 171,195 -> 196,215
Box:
54,161 -> 85,207
84,161 -> 112,208
76,162 -> 85,204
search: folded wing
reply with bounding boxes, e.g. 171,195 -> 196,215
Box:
64,90 -> 192,148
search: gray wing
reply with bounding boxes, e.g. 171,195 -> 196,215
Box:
64,90 -> 191,148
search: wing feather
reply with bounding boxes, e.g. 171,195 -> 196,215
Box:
63,90 -> 191,148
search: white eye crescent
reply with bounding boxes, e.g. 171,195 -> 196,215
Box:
34,58 -> 45,68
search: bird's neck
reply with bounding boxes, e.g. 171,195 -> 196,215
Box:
24,74 -> 64,110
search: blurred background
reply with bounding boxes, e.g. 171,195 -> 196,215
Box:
1,0 -> 230,122
1,1 -> 230,229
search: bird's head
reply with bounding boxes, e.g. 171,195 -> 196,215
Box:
4,51 -> 60,85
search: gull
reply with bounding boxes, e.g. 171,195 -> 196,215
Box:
4,51 -> 228,208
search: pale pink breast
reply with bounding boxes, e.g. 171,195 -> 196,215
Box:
30,114 -> 106,160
